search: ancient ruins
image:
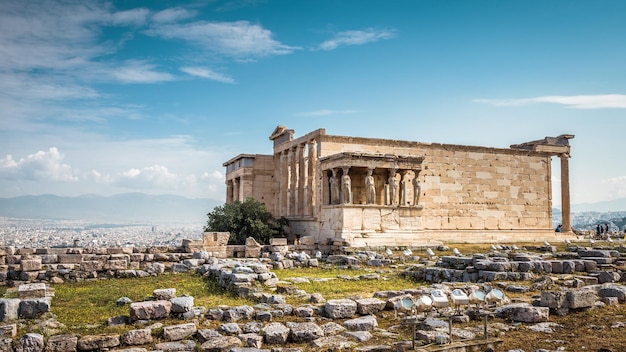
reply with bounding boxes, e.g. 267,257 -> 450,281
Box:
223,126 -> 576,247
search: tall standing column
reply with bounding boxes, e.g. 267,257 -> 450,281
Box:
307,140 -> 317,217
560,154 -> 573,234
297,144 -> 306,217
280,151 -> 289,216
289,147 -> 297,216
226,180 -> 233,203
233,178 -> 240,202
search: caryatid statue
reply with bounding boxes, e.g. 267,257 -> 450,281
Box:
412,176 -> 421,206
365,168 -> 376,204
341,167 -> 352,204
388,169 -> 399,205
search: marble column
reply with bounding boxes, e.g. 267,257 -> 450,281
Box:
297,144 -> 306,217
560,154 -> 573,234
279,151 -> 288,216
289,147 -> 297,216
226,179 -> 233,203
233,178 -> 240,202
307,140 -> 316,216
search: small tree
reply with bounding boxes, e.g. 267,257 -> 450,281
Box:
205,197 -> 287,245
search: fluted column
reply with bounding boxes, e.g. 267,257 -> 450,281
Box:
289,147 -> 297,216
560,154 -> 573,234
280,150 -> 289,216
307,140 -> 316,217
297,144 -> 306,216
233,178 -> 240,202
226,180 -> 233,203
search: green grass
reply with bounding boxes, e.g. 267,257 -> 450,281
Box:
51,272 -> 253,334
274,267 -> 420,300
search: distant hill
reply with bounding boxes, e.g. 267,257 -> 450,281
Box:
571,198 -> 626,213
0,193 -> 223,224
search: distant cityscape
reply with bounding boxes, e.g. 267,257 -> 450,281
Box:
0,210 -> 624,249
0,193 -> 625,248
0,217 -> 205,248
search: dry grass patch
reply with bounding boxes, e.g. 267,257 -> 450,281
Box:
51,272 -> 253,334
274,267 -> 421,301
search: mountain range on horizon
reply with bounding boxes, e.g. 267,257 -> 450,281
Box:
0,193 -> 223,224
1,193 -> 626,225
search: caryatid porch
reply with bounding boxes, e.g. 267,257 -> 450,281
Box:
317,152 -> 428,247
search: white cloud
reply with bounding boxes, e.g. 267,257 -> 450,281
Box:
110,8 -> 150,26
317,28 -> 396,51
473,94 -> 626,109
144,20 -> 300,58
108,60 -> 175,84
152,7 -> 197,23
0,147 -> 78,182
296,109 -> 360,117
181,66 -> 235,84
603,176 -> 626,199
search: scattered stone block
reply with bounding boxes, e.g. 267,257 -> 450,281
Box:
45,334 -> 78,352
288,322 -> 324,342
495,303 -> 549,323
200,335 -> 242,352
153,288 -> 176,300
325,299 -> 357,319
263,322 -> 290,344
16,333 -> 44,352
17,283 -> 47,299
343,315 -> 378,331
77,334 -> 120,351
0,298 -> 21,322
19,298 -> 51,319
122,329 -> 153,346
129,300 -> 172,321
163,322 -> 197,341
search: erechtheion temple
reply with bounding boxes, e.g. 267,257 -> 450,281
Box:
223,126 -> 575,247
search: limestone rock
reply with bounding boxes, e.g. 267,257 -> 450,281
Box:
288,322 -> 324,342
19,298 -> 51,319
200,336 -> 242,352
321,322 -> 346,336
129,300 -> 172,321
325,299 -> 357,319
0,298 -> 20,322
495,303 -> 549,323
310,336 -> 355,350
45,334 -> 78,352
170,296 -> 194,314
219,322 -> 243,336
344,315 -> 378,331
154,340 -> 196,352
163,323 -> 197,341
15,333 -> 44,352
344,330 -> 373,342
153,288 -> 177,300
238,333 -> 264,348
77,334 -> 120,351
355,298 -> 386,315
122,329 -> 153,345
262,322 -> 290,344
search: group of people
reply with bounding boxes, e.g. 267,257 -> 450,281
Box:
596,223 -> 611,239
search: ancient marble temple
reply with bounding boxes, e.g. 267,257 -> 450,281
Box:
223,126 -> 575,247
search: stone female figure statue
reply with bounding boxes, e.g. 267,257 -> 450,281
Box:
413,177 -> 421,206
365,169 -> 376,204
388,172 -> 398,205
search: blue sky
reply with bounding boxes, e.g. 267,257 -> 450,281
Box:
1,0 -> 625,206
